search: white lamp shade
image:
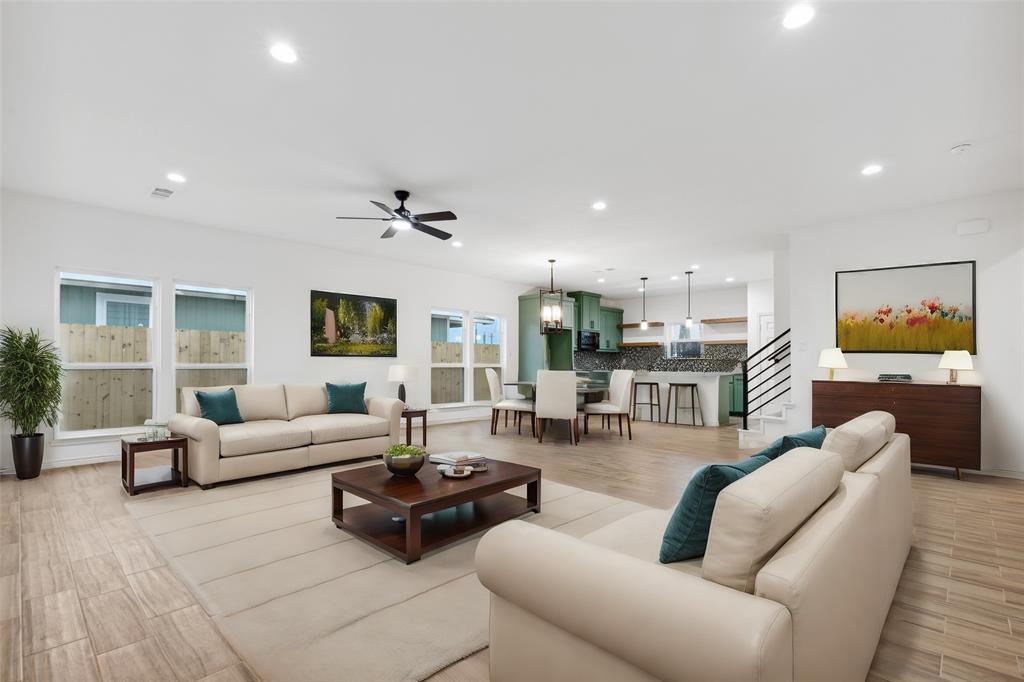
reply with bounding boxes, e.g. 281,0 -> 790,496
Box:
938,350 -> 973,371
387,365 -> 416,383
818,348 -> 848,370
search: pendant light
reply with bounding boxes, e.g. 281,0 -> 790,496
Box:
684,270 -> 694,328
539,258 -> 565,335
639,277 -> 649,330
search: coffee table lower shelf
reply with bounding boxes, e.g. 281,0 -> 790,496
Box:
333,492 -> 536,564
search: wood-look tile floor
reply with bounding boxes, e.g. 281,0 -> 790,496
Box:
1,417 -> 1022,681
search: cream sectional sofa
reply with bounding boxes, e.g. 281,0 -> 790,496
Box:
168,383 -> 403,487
476,411 -> 911,682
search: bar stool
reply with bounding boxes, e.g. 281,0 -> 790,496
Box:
666,382 -> 703,426
632,381 -> 661,422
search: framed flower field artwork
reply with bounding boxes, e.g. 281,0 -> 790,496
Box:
835,261 -> 976,354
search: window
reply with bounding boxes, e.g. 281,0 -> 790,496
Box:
431,310 -> 504,406
174,284 -> 251,411
472,315 -> 502,402
57,272 -> 156,434
667,322 -> 703,359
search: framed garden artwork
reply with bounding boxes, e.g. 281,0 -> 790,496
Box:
310,290 -> 397,357
835,261 -> 976,354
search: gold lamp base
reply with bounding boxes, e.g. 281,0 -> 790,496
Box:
828,368 -> 836,381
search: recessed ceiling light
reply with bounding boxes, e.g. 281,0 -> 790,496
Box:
269,42 -> 299,64
690,264 -> 700,270
166,172 -> 186,184
597,278 -> 606,283
861,163 -> 883,176
592,201 -> 607,211
783,4 -> 815,29
670,275 -> 680,281
726,277 -> 735,283
451,241 -> 463,248
391,219 -> 412,230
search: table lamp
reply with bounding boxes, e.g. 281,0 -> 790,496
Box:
818,348 -> 847,381
938,350 -> 972,384
387,365 -> 416,404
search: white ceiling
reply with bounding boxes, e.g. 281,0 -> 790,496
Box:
3,1 -> 1021,297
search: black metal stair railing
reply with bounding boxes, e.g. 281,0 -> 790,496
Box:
740,328 -> 792,430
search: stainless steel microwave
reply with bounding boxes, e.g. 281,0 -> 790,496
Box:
578,330 -> 600,351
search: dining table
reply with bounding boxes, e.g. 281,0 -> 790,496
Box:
503,381 -> 608,399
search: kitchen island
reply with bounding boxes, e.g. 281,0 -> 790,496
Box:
633,371 -> 740,427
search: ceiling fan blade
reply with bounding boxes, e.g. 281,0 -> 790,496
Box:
380,224 -> 399,239
411,222 -> 452,241
370,200 -> 399,217
335,216 -> 390,221
411,211 -> 457,222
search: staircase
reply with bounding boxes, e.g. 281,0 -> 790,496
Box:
736,329 -> 795,448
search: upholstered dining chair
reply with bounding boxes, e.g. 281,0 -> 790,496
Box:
535,370 -> 580,445
486,368 -> 535,436
583,369 -> 634,439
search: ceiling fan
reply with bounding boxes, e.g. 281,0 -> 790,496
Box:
336,190 -> 457,240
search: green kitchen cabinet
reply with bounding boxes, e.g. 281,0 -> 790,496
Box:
568,291 -> 602,332
598,306 -> 623,352
518,293 -> 575,381
728,374 -> 745,415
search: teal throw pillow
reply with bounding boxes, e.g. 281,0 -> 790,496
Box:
326,382 -> 368,414
195,388 -> 244,426
780,425 -> 827,451
755,425 -> 827,460
659,454 -> 771,563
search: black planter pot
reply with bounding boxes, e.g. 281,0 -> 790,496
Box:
12,433 -> 44,480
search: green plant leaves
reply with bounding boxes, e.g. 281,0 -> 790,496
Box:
0,327 -> 64,435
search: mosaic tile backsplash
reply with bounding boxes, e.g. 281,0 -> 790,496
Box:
573,342 -> 746,373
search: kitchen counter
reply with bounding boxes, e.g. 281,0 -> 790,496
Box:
634,370 -> 740,427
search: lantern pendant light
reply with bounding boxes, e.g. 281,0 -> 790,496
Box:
639,277 -> 649,330
539,259 -> 566,335
684,270 -> 694,328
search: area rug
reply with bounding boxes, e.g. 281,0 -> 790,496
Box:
123,460 -> 652,682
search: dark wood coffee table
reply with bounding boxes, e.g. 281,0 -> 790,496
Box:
331,458 -> 541,563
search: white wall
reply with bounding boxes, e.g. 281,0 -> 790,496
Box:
605,285 -> 747,344
0,190 -> 527,471
746,278 -> 774,355
788,189 -> 1024,474
772,248 -> 790,331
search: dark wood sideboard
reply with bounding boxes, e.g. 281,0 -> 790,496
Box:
811,380 -> 981,478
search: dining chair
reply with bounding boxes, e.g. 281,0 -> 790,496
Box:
583,369 -> 634,439
535,370 -> 579,445
486,368 -> 535,436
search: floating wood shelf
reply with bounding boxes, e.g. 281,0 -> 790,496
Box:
617,321 -> 664,329
703,339 -> 748,345
618,342 -> 663,348
700,316 -> 747,324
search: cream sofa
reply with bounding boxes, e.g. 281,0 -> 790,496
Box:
476,411 -> 911,682
168,384 -> 403,487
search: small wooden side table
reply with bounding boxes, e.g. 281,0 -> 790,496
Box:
121,434 -> 188,496
401,408 -> 428,446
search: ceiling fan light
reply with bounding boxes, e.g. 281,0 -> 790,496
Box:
391,219 -> 412,230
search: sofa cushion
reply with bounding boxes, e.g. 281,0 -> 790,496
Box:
702,448 -> 844,593
780,425 -> 827,452
195,388 -> 244,426
290,413 -> 390,444
182,384 -> 289,422
284,384 -> 329,420
219,420 -> 312,457
822,411 -> 896,471
659,455 -> 771,564
327,382 -> 369,415
585,509 -> 703,577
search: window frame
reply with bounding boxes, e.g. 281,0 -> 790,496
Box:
54,269 -> 161,440
172,280 -> 254,403
429,308 -> 506,407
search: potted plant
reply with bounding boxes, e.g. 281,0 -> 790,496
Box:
0,328 -> 63,479
383,443 -> 426,477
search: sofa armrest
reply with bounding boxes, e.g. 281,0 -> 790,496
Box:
168,414 -> 220,486
366,397 -> 403,445
476,521 -> 793,682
